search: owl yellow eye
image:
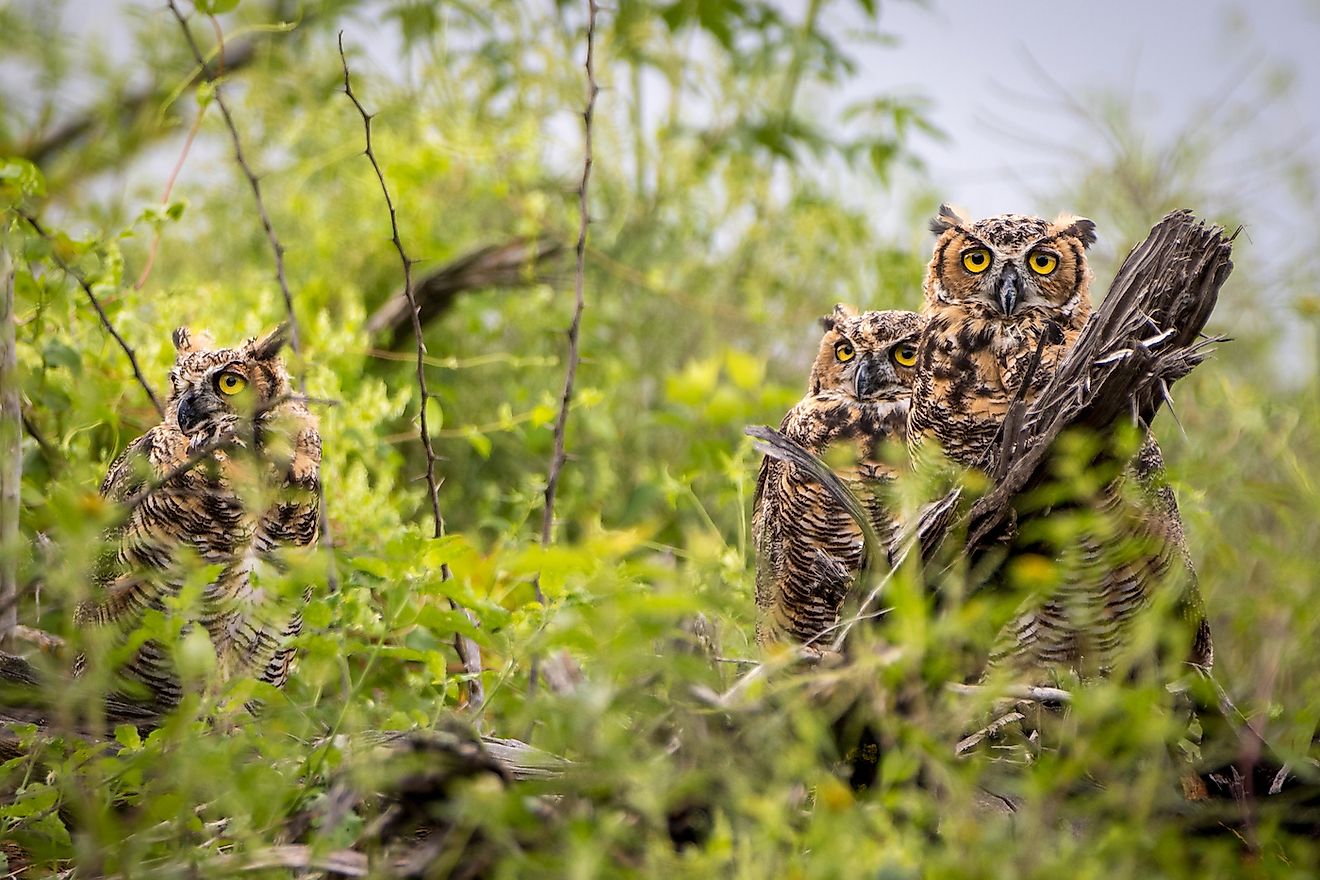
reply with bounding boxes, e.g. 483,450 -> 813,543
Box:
1028,251 -> 1059,275
834,341 -> 855,363
891,343 -> 918,367
216,372 -> 248,396
961,248 -> 991,274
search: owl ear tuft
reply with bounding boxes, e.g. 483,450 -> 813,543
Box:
820,303 -> 856,331
172,327 -> 213,354
929,203 -> 969,236
250,324 -> 289,360
1053,214 -> 1097,249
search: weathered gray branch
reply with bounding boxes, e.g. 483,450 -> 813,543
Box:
365,237 -> 564,351
954,210 -> 1233,553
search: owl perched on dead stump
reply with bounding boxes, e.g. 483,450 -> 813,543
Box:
75,325 -> 321,719
907,205 -> 1212,680
753,306 -> 925,649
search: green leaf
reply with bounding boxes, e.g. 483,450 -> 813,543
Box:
114,725 -> 143,751
0,784 -> 58,819
424,395 -> 444,432
724,349 -> 764,391
464,427 -> 492,458
0,157 -> 47,206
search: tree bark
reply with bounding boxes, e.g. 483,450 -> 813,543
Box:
365,237 -> 563,350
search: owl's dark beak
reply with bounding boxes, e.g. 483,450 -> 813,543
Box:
997,264 -> 1020,316
175,390 -> 212,434
853,359 -> 879,399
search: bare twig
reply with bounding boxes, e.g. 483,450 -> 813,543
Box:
338,35 -> 484,709
525,0 -> 600,696
164,2 -> 302,355
1,247 -> 18,648
536,0 -> 600,586
946,682 -> 1073,706
954,710 -> 1028,757
18,211 -> 164,417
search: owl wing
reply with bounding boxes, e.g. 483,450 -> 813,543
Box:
82,424 -> 217,625
989,432 -> 1211,677
1129,434 -> 1213,669
753,398 -> 879,647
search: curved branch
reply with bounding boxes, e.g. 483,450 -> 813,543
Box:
338,35 -> 484,711
17,211 -> 164,417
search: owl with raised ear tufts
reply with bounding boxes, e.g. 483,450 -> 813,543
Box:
76,325 -> 321,720
907,205 -> 1212,679
908,205 -> 1097,469
753,305 -> 926,648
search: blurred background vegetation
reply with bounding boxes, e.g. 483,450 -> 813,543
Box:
1,0 -> 1318,874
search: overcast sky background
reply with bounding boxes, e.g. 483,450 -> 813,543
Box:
859,0 -> 1320,214
23,0 -> 1320,299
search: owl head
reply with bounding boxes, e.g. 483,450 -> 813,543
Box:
924,204 -> 1097,322
809,305 -> 926,400
167,325 -> 294,445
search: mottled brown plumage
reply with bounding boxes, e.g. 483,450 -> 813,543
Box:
909,206 -> 1095,469
76,326 -> 320,715
753,306 -> 925,648
908,206 -> 1212,678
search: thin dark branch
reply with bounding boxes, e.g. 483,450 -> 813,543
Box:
20,406 -> 59,466
121,434 -> 236,512
164,1 -> 303,356
18,211 -> 164,417
1,247 -> 18,648
338,34 -> 484,710
538,0 -> 600,572
526,0 -> 600,695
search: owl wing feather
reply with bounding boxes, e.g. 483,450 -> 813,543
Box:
754,396 -> 904,648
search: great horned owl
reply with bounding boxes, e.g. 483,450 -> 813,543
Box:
908,205 -> 1096,469
76,325 -> 321,716
908,205 -> 1212,677
753,306 -> 925,648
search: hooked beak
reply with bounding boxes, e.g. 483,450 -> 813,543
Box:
853,358 -> 879,399
997,264 -> 1020,316
175,390 -> 214,434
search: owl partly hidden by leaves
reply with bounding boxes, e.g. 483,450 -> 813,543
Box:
908,205 -> 1212,678
75,325 -> 321,719
753,306 -> 926,649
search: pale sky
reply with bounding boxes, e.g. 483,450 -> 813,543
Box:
23,0 -> 1320,283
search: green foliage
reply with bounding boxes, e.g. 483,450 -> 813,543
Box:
1,0 -> 1317,876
